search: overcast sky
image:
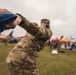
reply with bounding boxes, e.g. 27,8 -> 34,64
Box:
0,0 -> 76,38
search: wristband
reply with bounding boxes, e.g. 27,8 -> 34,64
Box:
16,13 -> 26,25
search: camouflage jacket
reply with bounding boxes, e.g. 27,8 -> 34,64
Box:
19,18 -> 52,51
6,17 -> 52,63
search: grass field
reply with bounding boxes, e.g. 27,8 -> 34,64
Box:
0,43 -> 76,75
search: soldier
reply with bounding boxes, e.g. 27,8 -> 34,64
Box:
0,9 -> 53,75
4,36 -> 10,46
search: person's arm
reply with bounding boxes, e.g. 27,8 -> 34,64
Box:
0,8 -> 13,14
18,14 -> 52,39
19,16 -> 40,37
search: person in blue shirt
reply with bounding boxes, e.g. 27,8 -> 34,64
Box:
0,8 -> 22,33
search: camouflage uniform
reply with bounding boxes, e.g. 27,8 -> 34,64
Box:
6,15 -> 53,75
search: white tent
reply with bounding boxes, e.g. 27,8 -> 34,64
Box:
70,39 -> 76,43
1,29 -> 13,36
1,25 -> 26,37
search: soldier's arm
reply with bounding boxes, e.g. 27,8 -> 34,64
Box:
18,14 -> 52,39
19,17 -> 39,36
36,28 -> 53,39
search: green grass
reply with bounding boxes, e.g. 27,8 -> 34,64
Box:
0,43 -> 76,75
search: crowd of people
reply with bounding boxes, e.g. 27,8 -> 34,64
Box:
46,39 -> 76,53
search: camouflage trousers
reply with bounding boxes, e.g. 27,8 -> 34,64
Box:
7,61 -> 39,75
6,49 -> 39,75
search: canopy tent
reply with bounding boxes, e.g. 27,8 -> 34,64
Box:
1,25 -> 26,37
51,38 -> 59,41
70,39 -> 76,43
60,37 -> 70,42
0,34 -> 7,39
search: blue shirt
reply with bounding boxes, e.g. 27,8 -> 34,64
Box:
0,13 -> 17,33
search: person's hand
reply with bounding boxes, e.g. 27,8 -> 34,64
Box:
0,8 -> 22,28
6,14 -> 22,28
0,8 -> 23,29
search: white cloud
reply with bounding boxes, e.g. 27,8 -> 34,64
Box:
24,0 -> 50,12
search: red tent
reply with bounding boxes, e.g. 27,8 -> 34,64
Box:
0,34 -> 7,39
